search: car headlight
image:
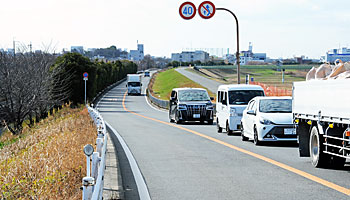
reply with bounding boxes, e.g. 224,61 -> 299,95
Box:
230,107 -> 237,117
259,117 -> 273,125
206,104 -> 214,110
178,104 -> 187,110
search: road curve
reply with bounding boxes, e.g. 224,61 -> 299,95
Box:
97,75 -> 350,200
176,67 -> 221,93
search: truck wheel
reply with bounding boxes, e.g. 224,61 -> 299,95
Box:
241,123 -> 248,141
309,126 -> 329,168
254,127 -> 261,145
226,121 -> 233,135
217,119 -> 222,133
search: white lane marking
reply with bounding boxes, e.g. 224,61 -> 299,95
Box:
105,122 -> 151,200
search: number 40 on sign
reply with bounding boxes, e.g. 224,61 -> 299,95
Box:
179,2 -> 196,20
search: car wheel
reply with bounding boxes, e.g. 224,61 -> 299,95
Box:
253,127 -> 261,145
217,119 -> 222,133
175,111 -> 182,124
241,123 -> 248,141
309,126 -> 329,168
169,112 -> 175,123
207,120 -> 213,125
226,121 -> 233,135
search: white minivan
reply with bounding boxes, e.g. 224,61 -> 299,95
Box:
216,84 -> 265,134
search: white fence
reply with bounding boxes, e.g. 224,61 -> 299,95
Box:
83,106 -> 108,200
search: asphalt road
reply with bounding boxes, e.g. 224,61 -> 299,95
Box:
98,74 -> 350,200
176,67 -> 221,93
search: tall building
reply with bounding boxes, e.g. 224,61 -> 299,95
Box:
326,47 -> 350,63
171,50 -> 209,63
129,43 -> 144,61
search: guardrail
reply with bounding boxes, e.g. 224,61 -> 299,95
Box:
82,106 -> 108,200
146,89 -> 169,109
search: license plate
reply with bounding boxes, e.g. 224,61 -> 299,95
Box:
193,114 -> 200,118
284,128 -> 296,135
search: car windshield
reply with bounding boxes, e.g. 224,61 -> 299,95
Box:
259,99 -> 292,113
128,82 -> 140,87
178,90 -> 210,101
228,90 -> 264,105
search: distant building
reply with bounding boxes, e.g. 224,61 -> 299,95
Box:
225,43 -> 267,65
129,43 -> 144,61
85,46 -> 128,61
171,50 -> 209,63
238,43 -> 267,65
326,47 -> 350,63
71,46 -> 84,54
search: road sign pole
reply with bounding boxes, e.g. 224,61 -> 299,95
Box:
216,8 -> 240,84
85,79 -> 87,105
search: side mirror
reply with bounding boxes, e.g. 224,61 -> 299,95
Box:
210,97 -> 214,101
141,83 -> 143,86
247,110 -> 256,115
170,97 -> 175,101
126,84 -> 128,87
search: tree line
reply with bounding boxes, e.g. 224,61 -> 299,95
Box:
0,52 -> 137,135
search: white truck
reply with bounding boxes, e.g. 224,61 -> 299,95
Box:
127,74 -> 142,95
293,79 -> 350,168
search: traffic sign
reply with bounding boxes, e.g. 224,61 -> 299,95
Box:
179,2 -> 196,20
198,1 -> 215,19
83,72 -> 88,78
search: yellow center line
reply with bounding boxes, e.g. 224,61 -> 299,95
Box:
122,91 -> 350,196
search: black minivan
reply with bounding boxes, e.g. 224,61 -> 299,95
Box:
169,88 -> 214,124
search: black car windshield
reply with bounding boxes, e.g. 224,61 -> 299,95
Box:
178,90 -> 210,101
259,99 -> 292,113
228,90 -> 264,105
128,82 -> 140,87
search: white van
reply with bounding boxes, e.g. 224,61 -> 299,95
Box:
127,74 -> 142,95
216,84 -> 265,134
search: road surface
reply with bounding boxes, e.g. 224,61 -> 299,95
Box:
176,67 -> 221,93
98,74 -> 350,200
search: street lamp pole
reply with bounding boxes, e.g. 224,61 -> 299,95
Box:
216,8 -> 240,84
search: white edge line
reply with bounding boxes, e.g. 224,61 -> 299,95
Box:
144,93 -> 168,113
105,121 -> 151,200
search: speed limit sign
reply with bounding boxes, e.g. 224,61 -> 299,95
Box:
179,2 -> 196,20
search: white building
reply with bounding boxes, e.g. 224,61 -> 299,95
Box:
171,50 -> 209,63
326,47 -> 350,63
229,43 -> 267,65
129,43 -> 144,61
71,46 -> 84,54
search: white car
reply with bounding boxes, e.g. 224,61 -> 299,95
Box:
241,96 -> 297,145
216,84 -> 265,134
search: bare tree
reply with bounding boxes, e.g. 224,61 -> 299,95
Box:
0,51 -> 70,135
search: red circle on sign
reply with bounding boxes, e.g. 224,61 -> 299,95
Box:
198,1 -> 215,19
179,2 -> 197,20
83,72 -> 88,78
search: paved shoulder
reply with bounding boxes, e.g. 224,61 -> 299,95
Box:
176,67 -> 221,93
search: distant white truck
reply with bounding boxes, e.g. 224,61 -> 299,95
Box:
293,79 -> 350,168
127,74 -> 142,95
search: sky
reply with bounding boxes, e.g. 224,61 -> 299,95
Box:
1,0 -> 350,59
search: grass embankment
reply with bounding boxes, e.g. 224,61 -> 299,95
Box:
188,66 -> 308,91
0,105 -> 97,199
151,68 -> 215,101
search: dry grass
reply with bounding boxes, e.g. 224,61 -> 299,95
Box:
0,105 -> 97,199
